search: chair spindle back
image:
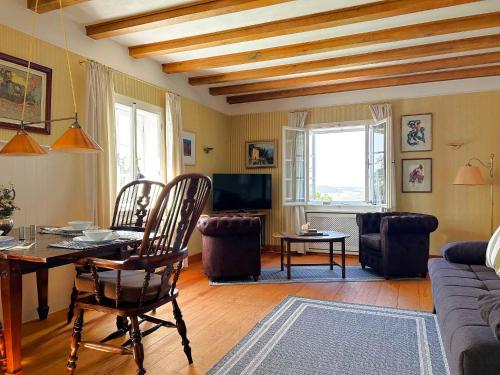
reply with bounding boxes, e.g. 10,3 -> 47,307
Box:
140,174 -> 212,258
111,180 -> 165,232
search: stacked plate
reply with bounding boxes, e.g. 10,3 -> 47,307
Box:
0,235 -> 16,250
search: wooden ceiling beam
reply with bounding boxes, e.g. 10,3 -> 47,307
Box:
129,0 -> 479,57
210,51 -> 500,95
163,11 -> 500,73
226,65 -> 500,104
27,0 -> 90,13
86,0 -> 291,40
190,34 -> 500,85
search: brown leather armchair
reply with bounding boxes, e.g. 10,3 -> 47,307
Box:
197,215 -> 261,281
356,212 -> 438,279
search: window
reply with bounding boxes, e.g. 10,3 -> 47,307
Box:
115,96 -> 163,191
283,120 -> 388,207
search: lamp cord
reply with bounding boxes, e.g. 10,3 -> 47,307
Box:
20,0 -> 39,128
58,0 -> 78,115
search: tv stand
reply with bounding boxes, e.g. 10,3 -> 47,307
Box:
209,211 -> 267,248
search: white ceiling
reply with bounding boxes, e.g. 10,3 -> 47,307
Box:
11,0 -> 500,112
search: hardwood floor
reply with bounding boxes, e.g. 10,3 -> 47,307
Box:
19,253 -> 433,374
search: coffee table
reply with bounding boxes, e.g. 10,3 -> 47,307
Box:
274,231 -> 350,279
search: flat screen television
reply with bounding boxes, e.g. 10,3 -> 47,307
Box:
213,173 -> 272,211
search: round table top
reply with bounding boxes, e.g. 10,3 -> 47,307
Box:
273,231 -> 350,241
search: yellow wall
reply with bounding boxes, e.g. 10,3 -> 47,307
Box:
0,24 -> 230,322
182,97 -> 231,253
229,92 -> 500,254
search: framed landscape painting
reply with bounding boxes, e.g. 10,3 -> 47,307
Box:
401,113 -> 432,152
246,140 -> 277,168
182,130 -> 196,166
402,158 -> 432,193
0,52 -> 52,134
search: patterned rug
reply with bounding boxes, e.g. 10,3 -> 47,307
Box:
207,296 -> 449,375
209,265 -> 420,285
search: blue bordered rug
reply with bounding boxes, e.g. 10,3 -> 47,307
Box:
209,265 -> 420,285
207,296 -> 449,375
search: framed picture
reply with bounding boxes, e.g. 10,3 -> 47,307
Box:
402,158 -> 432,193
246,140 -> 277,168
0,52 -> 52,134
401,113 -> 432,152
182,130 -> 196,166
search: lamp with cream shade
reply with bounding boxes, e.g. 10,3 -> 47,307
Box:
453,154 -> 495,234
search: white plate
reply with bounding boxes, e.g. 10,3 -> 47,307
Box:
60,226 -> 98,232
73,233 -> 120,244
0,236 -> 15,243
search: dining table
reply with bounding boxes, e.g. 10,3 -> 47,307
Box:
0,230 -> 143,375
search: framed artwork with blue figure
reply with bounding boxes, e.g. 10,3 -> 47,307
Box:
401,113 -> 432,152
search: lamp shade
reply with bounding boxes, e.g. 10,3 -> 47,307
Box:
0,132 -> 47,156
51,125 -> 102,153
453,166 -> 486,185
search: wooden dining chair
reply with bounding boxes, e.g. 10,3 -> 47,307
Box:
66,173 -> 211,375
110,180 -> 165,232
0,321 -> 5,372
67,179 -> 165,324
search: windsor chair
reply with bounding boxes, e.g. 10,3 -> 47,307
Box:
66,174 -> 211,374
67,179 -> 165,324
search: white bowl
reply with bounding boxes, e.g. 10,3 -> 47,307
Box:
83,229 -> 112,241
68,221 -> 93,231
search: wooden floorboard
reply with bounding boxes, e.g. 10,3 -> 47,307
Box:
18,253 -> 432,374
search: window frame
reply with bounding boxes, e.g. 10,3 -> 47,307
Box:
282,120 -> 389,209
114,94 -> 165,188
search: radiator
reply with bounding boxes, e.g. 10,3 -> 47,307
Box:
305,211 -> 359,255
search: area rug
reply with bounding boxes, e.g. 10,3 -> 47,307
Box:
209,265 -> 420,285
207,296 -> 449,375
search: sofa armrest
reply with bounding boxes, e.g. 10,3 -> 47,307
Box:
441,241 -> 488,265
381,215 -> 438,235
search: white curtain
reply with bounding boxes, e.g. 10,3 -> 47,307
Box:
369,103 -> 396,211
284,111 -> 308,253
84,60 -> 116,227
165,92 -> 184,182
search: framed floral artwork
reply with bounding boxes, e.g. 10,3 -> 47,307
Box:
0,52 -> 52,134
402,158 -> 432,193
401,113 -> 432,152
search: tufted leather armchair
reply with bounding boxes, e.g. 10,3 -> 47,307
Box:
356,212 -> 438,279
196,215 -> 261,281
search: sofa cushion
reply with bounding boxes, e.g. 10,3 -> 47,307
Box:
76,270 -> 170,303
441,241 -> 488,265
360,233 -> 380,251
478,294 -> 500,340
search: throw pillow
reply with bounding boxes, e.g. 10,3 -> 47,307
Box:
478,293 -> 500,341
485,226 -> 500,273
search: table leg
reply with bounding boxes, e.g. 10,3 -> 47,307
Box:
341,239 -> 346,279
329,241 -> 333,270
1,263 -> 24,374
286,240 -> 291,280
36,269 -> 49,320
280,238 -> 284,271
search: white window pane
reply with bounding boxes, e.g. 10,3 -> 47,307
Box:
136,109 -> 162,182
115,103 -> 133,191
369,122 -> 386,205
312,127 -> 366,202
282,127 -> 307,205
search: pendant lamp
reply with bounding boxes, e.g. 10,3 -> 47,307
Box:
0,0 -> 102,156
